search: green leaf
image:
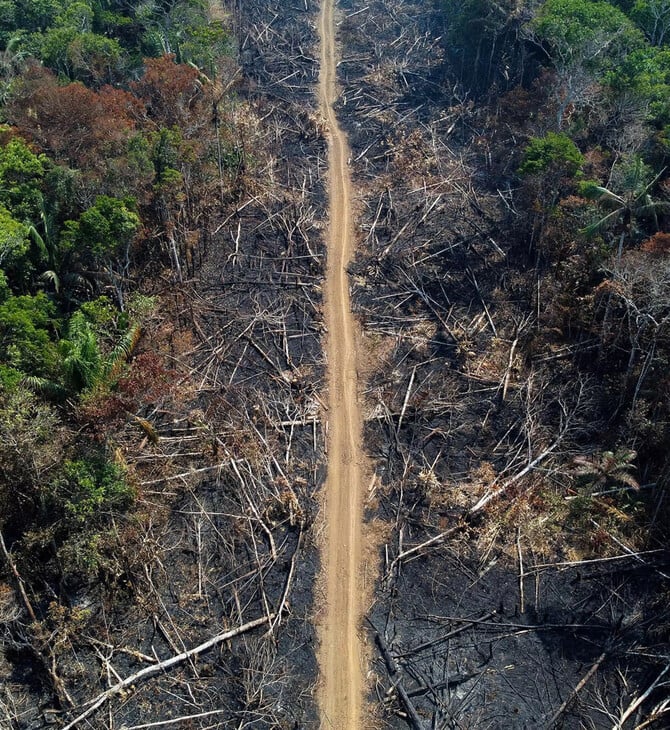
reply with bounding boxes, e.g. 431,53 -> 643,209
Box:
519,132 -> 584,176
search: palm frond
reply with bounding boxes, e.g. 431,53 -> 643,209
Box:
21,375 -> 67,399
573,454 -> 598,469
581,185 -> 624,206
573,449 -> 639,490
612,471 -> 640,490
102,324 -> 142,385
637,201 -> 670,216
62,312 -> 102,391
38,269 -> 60,293
580,208 -> 622,236
643,165 -> 667,193
27,225 -> 48,263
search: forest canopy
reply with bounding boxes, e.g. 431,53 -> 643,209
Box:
0,0 -> 237,620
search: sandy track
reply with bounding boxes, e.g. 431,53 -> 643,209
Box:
317,0 -> 366,727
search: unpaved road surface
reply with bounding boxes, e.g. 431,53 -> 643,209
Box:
317,0 -> 366,727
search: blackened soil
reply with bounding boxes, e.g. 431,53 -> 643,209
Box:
333,0 -> 670,727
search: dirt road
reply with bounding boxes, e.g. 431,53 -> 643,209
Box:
317,0 -> 366,727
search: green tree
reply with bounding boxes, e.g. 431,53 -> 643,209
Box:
0,269 -> 9,303
528,0 -> 644,127
75,195 -> 139,261
1,0 -> 129,82
13,0 -> 62,32
39,25 -> 123,83
0,292 -> 58,377
0,383 -> 60,526
0,136 -> 46,222
60,195 -> 139,304
40,453 -> 134,584
600,47 -> 670,152
137,0 -> 230,73
519,132 -> 584,176
0,204 -> 31,285
517,132 -> 584,243
56,1 -> 93,31
50,456 -> 133,525
632,0 -> 670,45
0,0 -> 17,45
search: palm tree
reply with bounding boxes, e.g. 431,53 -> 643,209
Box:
0,37 -> 28,105
28,201 -> 95,302
60,312 -> 102,391
25,319 -> 141,398
580,157 -> 670,260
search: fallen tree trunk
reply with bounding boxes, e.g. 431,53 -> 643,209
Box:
543,652 -> 607,729
368,619 -> 427,730
61,613 -> 275,730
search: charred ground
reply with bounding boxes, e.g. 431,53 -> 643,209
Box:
335,0 -> 670,727
1,0 -> 669,728
1,0 -> 328,727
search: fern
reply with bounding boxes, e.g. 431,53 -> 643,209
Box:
573,448 -> 639,491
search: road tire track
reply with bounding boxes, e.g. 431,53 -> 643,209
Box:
317,0 -> 366,727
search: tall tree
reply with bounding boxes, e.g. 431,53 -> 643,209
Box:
442,0 -> 527,94
632,0 -> 670,45
8,65 -> 140,175
0,136 -> 45,223
527,0 -> 644,127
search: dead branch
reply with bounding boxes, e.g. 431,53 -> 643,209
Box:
394,611 -> 497,659
84,636 -> 157,665
396,364 -> 417,438
270,525 -> 303,634
0,530 -> 36,624
500,337 -> 519,403
543,652 -> 607,729
517,528 -> 525,614
528,550 -> 664,573
0,530 -> 74,708
120,710 -> 228,729
385,526 -> 462,582
614,662 -> 670,730
368,620 -> 427,730
468,436 -> 562,515
61,614 -> 275,730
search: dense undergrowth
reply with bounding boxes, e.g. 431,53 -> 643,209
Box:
0,0 -> 238,605
452,0 -> 670,546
